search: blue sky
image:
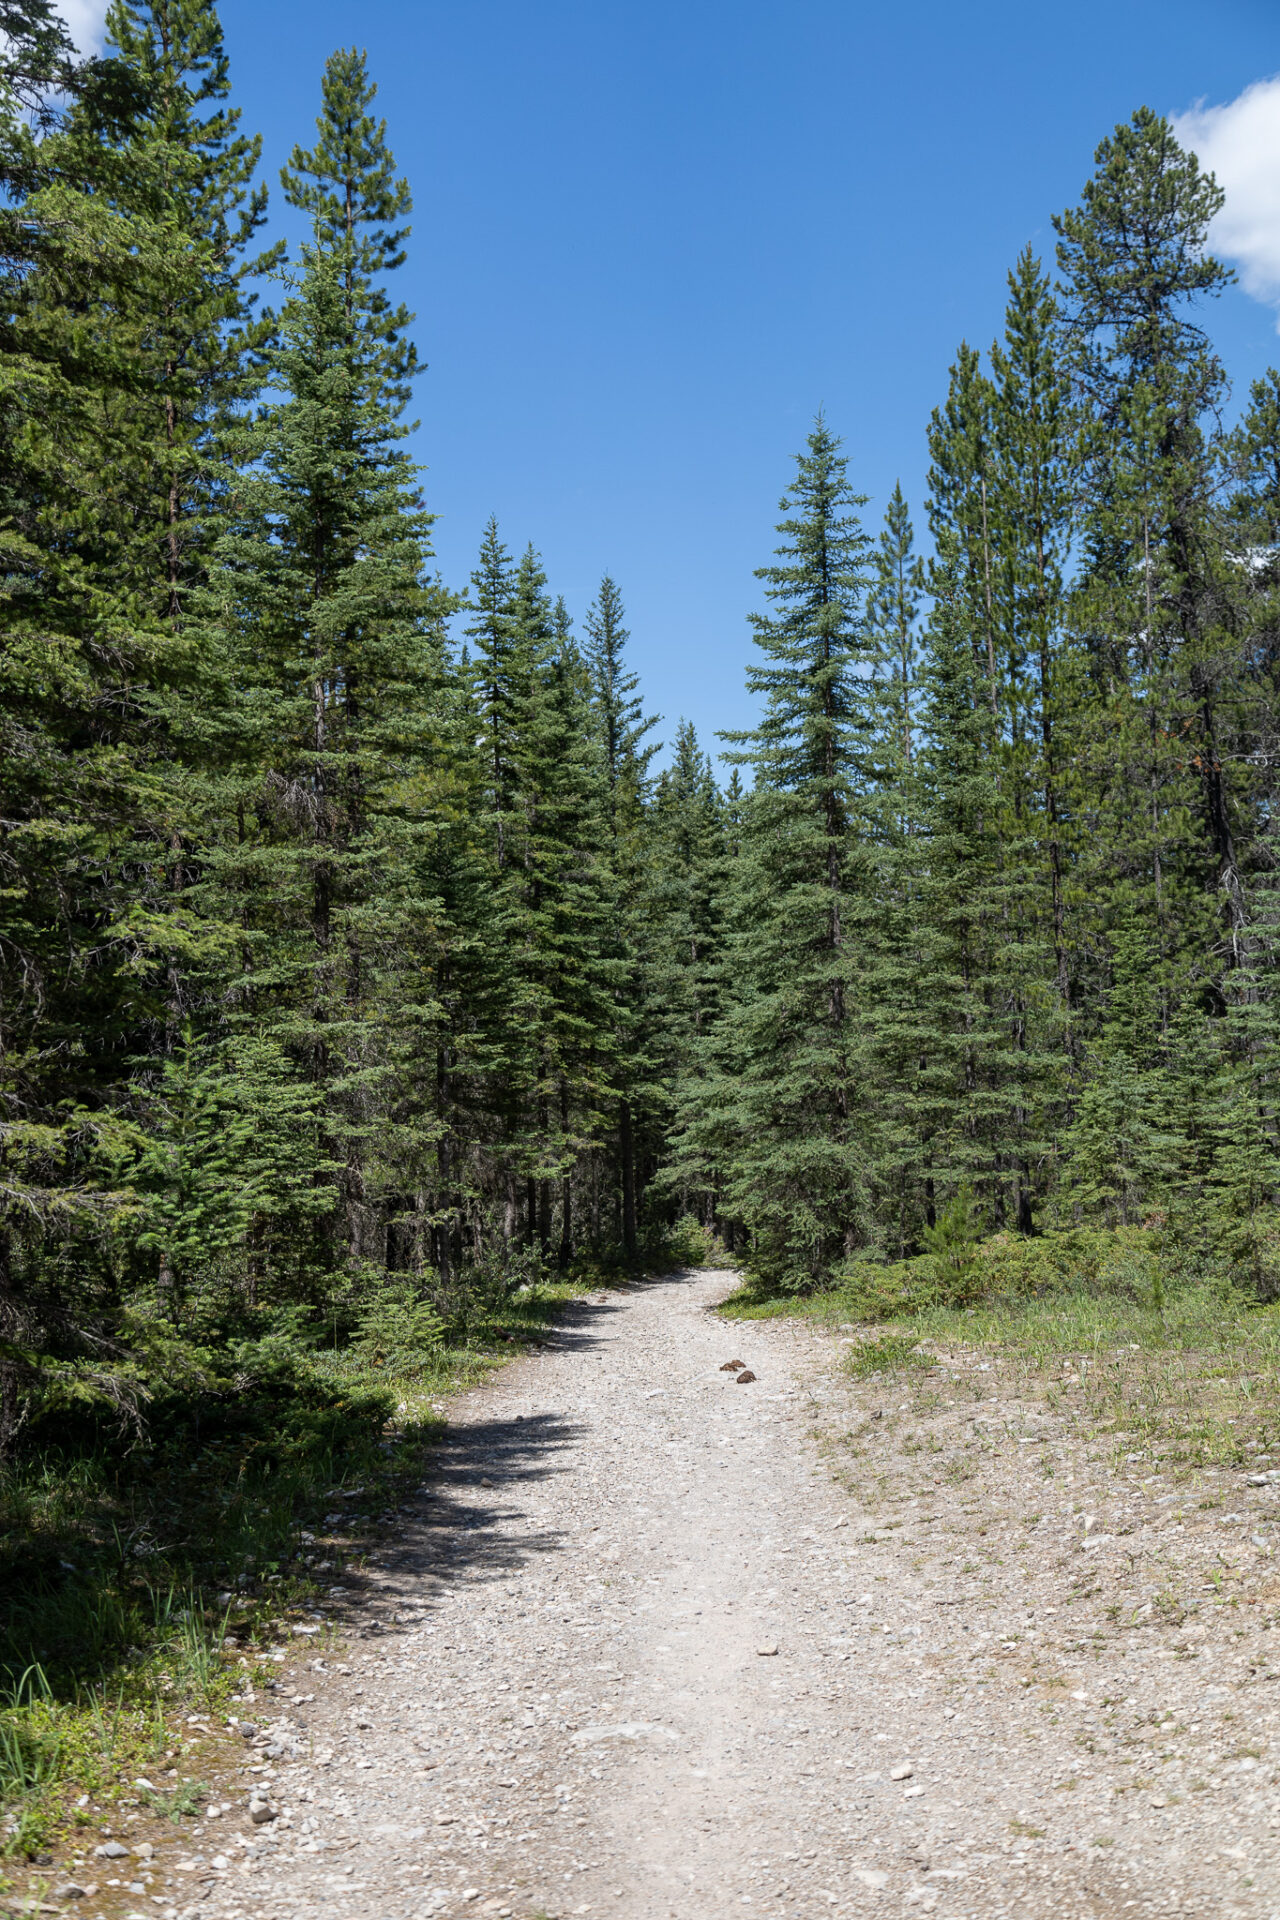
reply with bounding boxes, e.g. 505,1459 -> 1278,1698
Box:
78,0 -> 1280,763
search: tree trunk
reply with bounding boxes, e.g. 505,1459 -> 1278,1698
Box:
0,1227 -> 25,1465
620,1098 -> 637,1259
558,1082 -> 572,1267
437,1048 -> 452,1287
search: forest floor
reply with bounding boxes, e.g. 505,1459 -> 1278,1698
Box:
30,1266 -> 1280,1920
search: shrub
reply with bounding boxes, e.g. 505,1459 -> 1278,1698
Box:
844,1333 -> 927,1378
919,1185 -> 983,1302
832,1224 -> 1186,1322
352,1280 -> 445,1374
662,1213 -> 731,1269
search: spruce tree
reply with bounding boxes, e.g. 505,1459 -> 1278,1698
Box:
466,518 -> 521,872
280,44 -> 414,398
514,607 -> 621,1263
860,486 -> 936,1249
583,573 -> 658,1256
903,257 -> 1075,1237
989,247 -> 1075,1010
868,481 -> 925,797
0,0 -> 271,1442
1055,108 -> 1236,982
649,722 -> 730,1227
85,0 -> 276,620
709,418 -> 876,1284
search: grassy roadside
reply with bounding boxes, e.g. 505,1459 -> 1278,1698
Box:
719,1227 -> 1280,1473
0,1265 -> 616,1885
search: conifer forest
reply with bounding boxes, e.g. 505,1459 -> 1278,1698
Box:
6,0 -> 1280,1862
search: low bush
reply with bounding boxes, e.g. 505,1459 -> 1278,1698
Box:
828,1224 -> 1211,1323
843,1333 -> 928,1378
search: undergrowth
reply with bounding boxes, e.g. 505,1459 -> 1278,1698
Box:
843,1332 -> 929,1379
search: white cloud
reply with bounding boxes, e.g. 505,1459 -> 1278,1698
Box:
1173,76 -> 1280,328
55,0 -> 109,54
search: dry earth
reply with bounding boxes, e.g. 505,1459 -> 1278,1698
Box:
83,1268 -> 1280,1920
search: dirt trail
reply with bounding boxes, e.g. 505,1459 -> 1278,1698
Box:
178,1269 -> 1280,1920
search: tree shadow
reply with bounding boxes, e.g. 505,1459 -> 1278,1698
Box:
351,1411 -> 587,1612
345,1288 -> 643,1611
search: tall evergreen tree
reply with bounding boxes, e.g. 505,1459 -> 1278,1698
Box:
868,481 -> 925,797
466,517 -> 521,872
1055,108 -> 1236,981
583,573 -> 658,1255
703,419 -> 876,1283
989,246 -> 1075,1011
280,44 -> 414,402
649,722 -> 730,1225
0,0 -> 271,1445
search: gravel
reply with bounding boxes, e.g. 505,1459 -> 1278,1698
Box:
177,1268 -> 1280,1919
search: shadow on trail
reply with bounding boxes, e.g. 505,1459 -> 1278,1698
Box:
357,1277 -> 705,1613
391,1414 -> 586,1581
368,1290 -> 635,1603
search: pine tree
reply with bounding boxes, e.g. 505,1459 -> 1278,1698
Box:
1055,108 -> 1236,985
917,345 -> 1041,1231
1224,372 -> 1280,1039
708,418 -> 876,1284
1058,932 -> 1185,1226
513,609 -> 621,1264
281,44 -> 414,403
0,3 -> 127,1451
897,256 -> 1076,1238
466,518 -> 521,871
85,0 -> 276,621
989,247 -> 1075,1011
583,573 -> 658,1257
910,569 -> 1010,1219
0,0 -> 271,1446
649,722 -> 730,1225
868,481 -> 925,800
584,575 -> 658,824
860,486 -> 936,1249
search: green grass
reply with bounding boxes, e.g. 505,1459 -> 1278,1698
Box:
901,1287 -> 1280,1468
843,1333 -> 930,1379
908,1283 -> 1280,1361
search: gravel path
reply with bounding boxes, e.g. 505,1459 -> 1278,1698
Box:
169,1269 -> 1280,1920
